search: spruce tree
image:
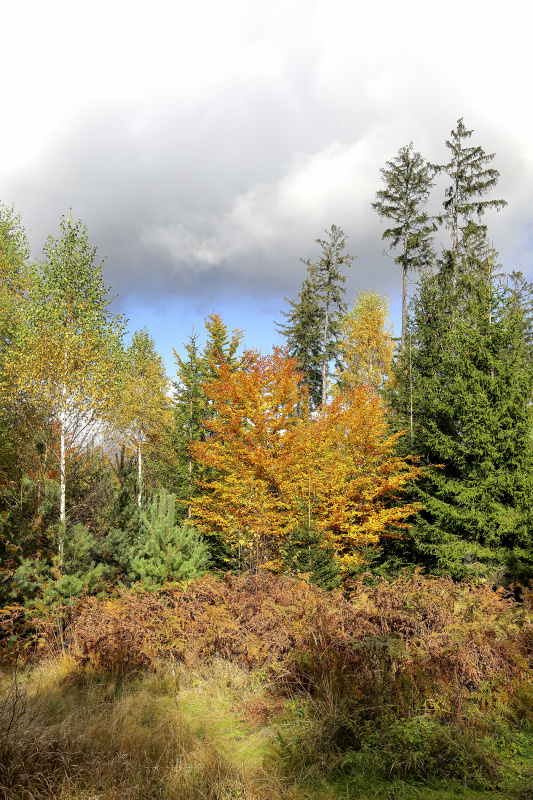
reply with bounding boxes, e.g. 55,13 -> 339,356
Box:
371,143 -> 438,346
278,225 -> 354,407
276,277 -> 324,406
170,315 -> 244,567
433,119 -> 507,264
389,251 -> 533,584
281,514 -> 340,591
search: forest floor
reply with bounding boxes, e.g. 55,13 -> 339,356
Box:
2,571 -> 533,799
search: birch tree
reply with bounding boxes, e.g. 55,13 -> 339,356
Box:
8,215 -> 125,561
121,328 -> 171,506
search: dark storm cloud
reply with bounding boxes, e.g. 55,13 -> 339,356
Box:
3,30 -> 533,319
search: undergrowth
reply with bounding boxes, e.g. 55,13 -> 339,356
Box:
2,571 -> 533,798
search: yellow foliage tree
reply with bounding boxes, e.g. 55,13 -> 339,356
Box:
7,216 -> 125,558
189,348 -> 304,568
120,328 -> 172,506
285,389 -> 423,571
336,289 -> 395,393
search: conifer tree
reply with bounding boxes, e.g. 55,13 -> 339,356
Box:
276,277 -> 323,406
433,119 -> 507,265
372,143 -> 437,346
173,314 -> 244,493
390,251 -> 533,583
130,488 -> 209,585
278,225 -> 355,407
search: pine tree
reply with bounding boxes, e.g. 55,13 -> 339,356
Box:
372,143 -> 437,346
130,488 -> 210,585
390,251 -> 533,583
433,119 -> 507,264
278,225 -> 355,407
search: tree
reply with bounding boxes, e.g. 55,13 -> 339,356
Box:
284,389 -> 423,573
121,328 -> 171,506
170,313 -> 245,517
433,118 -> 507,265
390,252 -> 533,583
336,289 -> 395,393
189,348 -> 303,569
279,225 -> 355,407
129,488 -> 210,585
371,143 -> 437,345
277,277 -> 324,406
8,215 -> 126,560
189,347 -> 423,573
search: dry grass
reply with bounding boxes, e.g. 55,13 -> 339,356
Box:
0,656 -> 292,800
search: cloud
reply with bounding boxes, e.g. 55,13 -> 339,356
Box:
2,0 -> 533,327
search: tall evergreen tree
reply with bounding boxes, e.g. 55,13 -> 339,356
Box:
389,251 -> 533,584
278,225 -> 354,407
276,277 -> 324,406
371,143 -> 438,346
169,314 -> 245,526
433,119 -> 507,265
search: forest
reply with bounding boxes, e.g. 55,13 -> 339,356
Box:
2,119 -> 533,799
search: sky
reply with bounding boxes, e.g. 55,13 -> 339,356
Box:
1,0 -> 532,374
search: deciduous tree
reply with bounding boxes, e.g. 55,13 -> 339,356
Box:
8,215 -> 126,559
190,348 -> 422,573
121,328 -> 171,506
336,289 -> 395,393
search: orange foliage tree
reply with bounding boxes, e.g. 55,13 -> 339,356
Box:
190,348 -> 423,571
189,348 -> 304,568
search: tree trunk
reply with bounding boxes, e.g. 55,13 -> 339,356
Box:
59,415 -> 66,566
402,252 -> 408,349
321,302 -> 329,406
137,438 -> 142,507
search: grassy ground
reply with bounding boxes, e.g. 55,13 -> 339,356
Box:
2,655 -> 533,800
2,573 -> 533,798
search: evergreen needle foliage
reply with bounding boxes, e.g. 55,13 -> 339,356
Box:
130,488 -> 210,585
389,252 -> 533,582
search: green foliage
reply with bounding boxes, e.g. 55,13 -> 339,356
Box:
281,515 -> 340,591
390,252 -> 533,582
12,522 -> 110,607
278,225 -> 354,407
432,118 -> 507,257
167,315 -> 245,568
372,142 -> 438,343
277,277 -> 324,407
129,488 -> 210,585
